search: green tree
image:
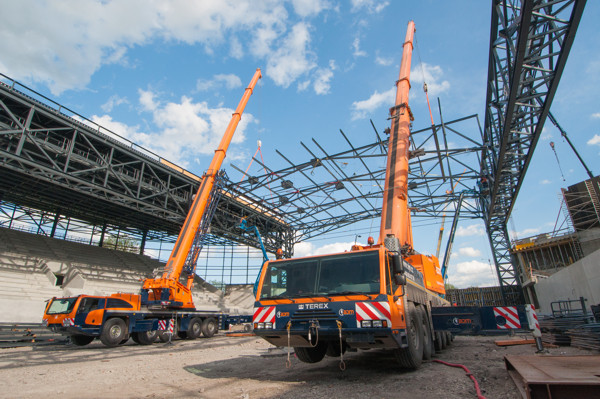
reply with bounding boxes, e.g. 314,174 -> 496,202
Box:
102,234 -> 138,253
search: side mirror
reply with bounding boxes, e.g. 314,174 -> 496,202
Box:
394,274 -> 406,286
391,254 -> 404,275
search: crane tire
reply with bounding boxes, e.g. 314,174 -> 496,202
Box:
201,318 -> 218,338
419,306 -> 434,360
71,334 -> 94,346
394,302 -> 423,369
134,330 -> 158,345
434,331 -> 443,353
100,318 -> 127,347
187,318 -> 202,340
294,341 -> 328,363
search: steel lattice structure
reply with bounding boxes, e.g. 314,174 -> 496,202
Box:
0,76 -> 293,256
230,113 -> 486,244
481,0 -> 586,303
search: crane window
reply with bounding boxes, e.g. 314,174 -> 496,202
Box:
106,298 -> 134,309
77,297 -> 101,314
260,250 -> 381,299
46,297 -> 78,314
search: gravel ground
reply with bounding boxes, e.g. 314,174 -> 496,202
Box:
0,334 -> 593,399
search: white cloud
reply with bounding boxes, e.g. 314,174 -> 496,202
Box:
456,247 -> 482,258
447,260 -> 498,288
375,55 -> 393,66
89,91 -> 256,168
350,87 -> 395,120
540,179 -> 551,185
266,22 -> 317,88
352,38 -> 367,57
294,241 -> 354,257
139,89 -> 158,112
0,1 -> 330,95
297,80 -> 311,91
588,134 -> 600,146
455,224 -> 486,237
313,60 -> 336,95
101,95 -> 128,112
292,0 -> 331,17
591,113 -> 600,119
197,74 -> 243,92
229,36 -> 244,59
411,63 -> 450,96
350,0 -> 389,13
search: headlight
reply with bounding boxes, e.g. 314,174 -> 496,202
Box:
361,320 -> 372,328
257,322 -> 265,329
265,322 -> 273,329
372,320 -> 383,328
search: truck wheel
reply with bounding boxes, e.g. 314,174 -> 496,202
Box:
294,341 -> 328,363
71,335 -> 94,346
434,331 -> 443,353
134,330 -> 158,345
440,330 -> 448,349
419,306 -> 434,360
187,318 -> 202,340
445,331 -> 452,346
158,331 -> 172,342
201,318 -> 217,338
394,302 -> 423,369
100,318 -> 127,347
325,340 -> 347,357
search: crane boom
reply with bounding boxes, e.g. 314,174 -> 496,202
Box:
379,21 -> 415,251
142,68 -> 262,309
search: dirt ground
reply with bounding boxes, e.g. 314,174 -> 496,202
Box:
0,333 -> 593,399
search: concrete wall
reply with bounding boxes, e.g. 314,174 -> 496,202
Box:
223,284 -> 254,315
0,228 -> 230,323
534,247 -> 600,315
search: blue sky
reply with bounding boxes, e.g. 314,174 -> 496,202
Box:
1,0 -> 598,288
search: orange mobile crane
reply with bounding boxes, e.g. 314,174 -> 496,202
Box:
252,22 -> 450,369
42,69 -> 262,347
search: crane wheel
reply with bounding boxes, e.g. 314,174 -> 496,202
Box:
201,318 -> 218,338
434,331 -> 443,353
418,306 -> 434,360
187,318 -> 202,340
440,330 -> 448,349
157,331 -> 171,342
445,331 -> 453,346
394,302 -> 423,369
100,318 -> 127,347
294,341 -> 328,363
70,334 -> 94,346
134,330 -> 158,345
325,340 -> 347,357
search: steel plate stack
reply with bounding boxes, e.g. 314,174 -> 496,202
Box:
566,323 -> 600,351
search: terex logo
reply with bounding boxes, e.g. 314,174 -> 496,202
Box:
299,303 -> 329,310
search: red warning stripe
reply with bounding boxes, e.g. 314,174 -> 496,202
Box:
494,306 -> 521,329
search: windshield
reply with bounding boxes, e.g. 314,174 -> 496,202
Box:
260,250 -> 381,299
46,297 -> 78,315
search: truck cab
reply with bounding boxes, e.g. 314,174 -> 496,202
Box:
254,246 -> 446,364
43,293 -> 141,346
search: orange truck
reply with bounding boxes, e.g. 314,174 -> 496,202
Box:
42,69 -> 262,347
252,22 -> 451,369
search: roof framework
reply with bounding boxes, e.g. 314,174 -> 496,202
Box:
230,113 -> 485,244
